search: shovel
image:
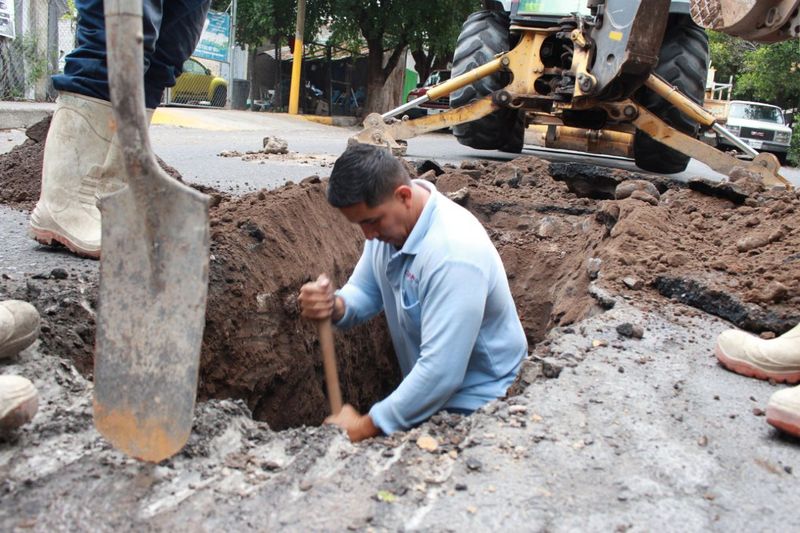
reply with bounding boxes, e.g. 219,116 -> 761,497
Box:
92,0 -> 210,462
318,318 -> 342,414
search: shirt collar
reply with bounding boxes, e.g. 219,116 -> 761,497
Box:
397,179 -> 437,256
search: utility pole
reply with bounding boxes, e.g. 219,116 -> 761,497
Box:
288,0 -> 306,114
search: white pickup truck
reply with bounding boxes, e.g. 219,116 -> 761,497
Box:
703,100 -> 793,164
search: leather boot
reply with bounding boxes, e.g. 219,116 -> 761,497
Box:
0,375 -> 38,430
767,385 -> 800,438
0,300 -> 40,360
715,323 -> 800,383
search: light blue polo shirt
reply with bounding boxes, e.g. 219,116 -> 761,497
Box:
334,180 -> 527,434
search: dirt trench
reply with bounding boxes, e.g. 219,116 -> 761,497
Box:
2,118 -> 800,432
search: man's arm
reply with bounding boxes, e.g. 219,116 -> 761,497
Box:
369,260 -> 489,434
334,242 -> 384,329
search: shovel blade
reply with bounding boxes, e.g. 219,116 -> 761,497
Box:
94,174 -> 209,462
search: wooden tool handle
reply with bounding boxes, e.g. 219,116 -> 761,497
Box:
317,318 -> 342,414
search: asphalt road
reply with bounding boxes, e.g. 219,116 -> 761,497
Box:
145,108 -> 800,193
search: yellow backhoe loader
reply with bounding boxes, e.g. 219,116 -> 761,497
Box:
352,0 -> 798,187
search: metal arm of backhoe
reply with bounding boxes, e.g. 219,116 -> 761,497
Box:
351,97 -> 500,155
637,74 -> 792,188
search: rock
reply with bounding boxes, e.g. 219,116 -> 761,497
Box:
586,257 -> 602,279
760,282 -> 789,304
446,187 -> 470,206
541,360 -> 563,379
300,175 -> 321,186
629,189 -> 660,206
50,268 -> 69,280
466,457 -> 483,471
417,169 -> 437,183
455,483 -> 468,491
262,136 -> 289,154
592,339 -> 609,348
616,323 -> 644,339
736,233 -> 771,252
416,159 -> 444,176
614,180 -> 660,201
416,435 -> 439,452
622,276 -> 643,290
508,405 -> 527,415
536,216 -> 567,238
760,331 -> 777,340
753,408 -> 766,417
665,252 -> 690,267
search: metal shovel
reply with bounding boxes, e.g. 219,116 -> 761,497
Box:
93,0 -> 210,462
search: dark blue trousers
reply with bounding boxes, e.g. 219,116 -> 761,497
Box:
52,0 -> 211,108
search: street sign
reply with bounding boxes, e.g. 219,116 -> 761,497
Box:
194,10 -> 230,62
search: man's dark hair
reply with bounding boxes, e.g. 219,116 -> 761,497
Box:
327,144 -> 411,208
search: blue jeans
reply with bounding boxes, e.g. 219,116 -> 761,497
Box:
52,0 -> 211,109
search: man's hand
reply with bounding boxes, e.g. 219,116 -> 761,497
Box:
298,274 -> 345,322
325,404 -> 380,442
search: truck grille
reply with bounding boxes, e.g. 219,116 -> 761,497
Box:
741,127 -> 775,141
422,96 -> 449,109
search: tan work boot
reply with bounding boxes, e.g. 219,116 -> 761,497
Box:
0,375 -> 39,430
0,300 -> 40,360
715,323 -> 800,383
29,91 -> 115,259
767,385 -> 800,438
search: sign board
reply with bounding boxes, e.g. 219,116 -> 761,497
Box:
0,0 -> 15,39
194,10 -> 230,62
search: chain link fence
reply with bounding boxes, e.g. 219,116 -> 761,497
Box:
0,0 -> 75,101
0,0 -> 233,108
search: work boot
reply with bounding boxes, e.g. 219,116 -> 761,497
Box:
767,385 -> 800,438
0,300 -> 40,360
29,91 -> 115,259
0,375 -> 39,430
715,323 -> 800,383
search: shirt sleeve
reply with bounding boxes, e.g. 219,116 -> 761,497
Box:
334,242 -> 385,330
368,259 -> 488,434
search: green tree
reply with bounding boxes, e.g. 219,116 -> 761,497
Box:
707,30 -> 754,88
734,40 -> 800,112
327,0 -> 479,114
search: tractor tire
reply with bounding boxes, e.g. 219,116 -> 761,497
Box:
450,10 -> 525,153
211,86 -> 227,108
633,14 -> 709,174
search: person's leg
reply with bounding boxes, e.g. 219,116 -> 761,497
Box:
716,323 -> 800,438
143,0 -> 211,108
32,0 -> 169,258
51,0 -> 168,103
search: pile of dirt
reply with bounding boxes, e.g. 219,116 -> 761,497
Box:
200,179 -> 400,429
0,116 -> 183,211
0,117 -> 49,210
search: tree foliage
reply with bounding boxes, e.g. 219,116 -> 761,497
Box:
734,40 -> 800,111
707,30 -> 754,84
326,0 -> 480,113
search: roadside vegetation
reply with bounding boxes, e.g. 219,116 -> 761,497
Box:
709,32 -> 800,165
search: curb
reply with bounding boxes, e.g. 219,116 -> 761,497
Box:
0,103 -> 56,130
298,115 -> 360,127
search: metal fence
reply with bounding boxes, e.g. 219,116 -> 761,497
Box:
0,0 -> 74,101
0,0 -> 235,108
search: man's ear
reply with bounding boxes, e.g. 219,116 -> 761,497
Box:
394,184 -> 413,206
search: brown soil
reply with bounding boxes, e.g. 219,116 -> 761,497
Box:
2,121 -> 799,431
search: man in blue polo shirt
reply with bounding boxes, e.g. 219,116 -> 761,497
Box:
298,144 -> 527,441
